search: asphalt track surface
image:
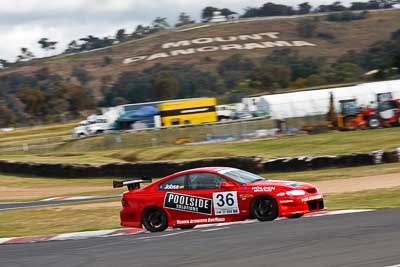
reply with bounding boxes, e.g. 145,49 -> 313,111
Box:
1,209 -> 399,267
0,195 -> 120,211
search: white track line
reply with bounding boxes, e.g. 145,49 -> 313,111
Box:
201,227 -> 230,232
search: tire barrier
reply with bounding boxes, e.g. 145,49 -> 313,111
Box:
262,153 -> 376,173
0,157 -> 262,178
382,150 -> 399,163
0,150 -> 397,178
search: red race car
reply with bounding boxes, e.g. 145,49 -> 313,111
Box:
113,167 -> 324,232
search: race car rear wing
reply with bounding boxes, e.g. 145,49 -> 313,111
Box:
113,178 -> 152,191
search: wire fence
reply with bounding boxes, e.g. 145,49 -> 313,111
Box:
0,115 -> 328,153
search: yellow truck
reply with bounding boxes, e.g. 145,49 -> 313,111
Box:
158,98 -> 218,126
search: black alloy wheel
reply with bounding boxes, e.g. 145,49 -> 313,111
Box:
142,207 -> 168,232
251,196 -> 279,222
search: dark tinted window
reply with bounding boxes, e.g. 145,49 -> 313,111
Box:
159,175 -> 186,190
188,173 -> 227,190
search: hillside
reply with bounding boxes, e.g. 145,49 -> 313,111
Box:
2,9 -> 400,87
1,9 -> 400,127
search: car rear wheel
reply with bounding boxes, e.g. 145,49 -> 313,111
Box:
251,196 -> 278,222
286,214 -> 304,219
142,207 -> 168,232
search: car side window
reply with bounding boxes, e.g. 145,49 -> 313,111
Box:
159,175 -> 186,190
188,173 -> 227,190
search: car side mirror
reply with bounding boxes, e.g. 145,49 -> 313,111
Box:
220,182 -> 235,189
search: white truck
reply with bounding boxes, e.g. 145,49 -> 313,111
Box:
72,108 -> 120,138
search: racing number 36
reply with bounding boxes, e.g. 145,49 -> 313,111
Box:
215,193 -> 235,207
212,191 -> 239,215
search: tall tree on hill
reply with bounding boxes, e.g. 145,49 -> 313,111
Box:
175,12 -> 195,27
259,2 -> 295,16
151,71 -> 180,100
298,2 -> 312,14
71,66 -> 92,85
107,71 -> 153,105
152,17 -> 170,30
115,29 -> 127,42
0,59 -> 10,69
219,8 -> 237,16
318,1 -> 346,12
201,6 -> 219,21
251,64 -> 292,92
242,7 -> 260,18
16,88 -> 46,116
16,48 -> 35,62
38,38 -> 57,55
65,40 -> 81,53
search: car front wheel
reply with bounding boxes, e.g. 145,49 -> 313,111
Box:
142,207 -> 168,232
251,196 -> 278,221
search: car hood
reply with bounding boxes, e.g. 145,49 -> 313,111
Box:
247,179 -> 316,190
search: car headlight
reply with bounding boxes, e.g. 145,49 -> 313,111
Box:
286,190 -> 306,196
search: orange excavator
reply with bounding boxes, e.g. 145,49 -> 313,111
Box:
336,99 -> 380,130
327,92 -> 380,130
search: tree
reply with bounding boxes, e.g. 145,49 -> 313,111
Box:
259,2 -> 295,16
71,66 -> 92,85
218,54 -> 254,89
17,88 -> 46,116
297,20 -> 318,38
115,29 -> 127,42
0,104 -> 15,127
66,84 -> 95,115
242,7 -> 260,18
151,71 -> 180,100
298,2 -> 312,14
35,67 -> 50,81
131,25 -> 151,39
175,12 -> 195,27
106,71 -> 153,105
38,38 -> 57,53
251,64 -> 292,91
219,8 -> 236,17
0,59 -> 10,69
152,17 -> 170,30
102,56 -> 113,67
65,40 -> 81,53
201,6 -> 219,21
318,1 -> 346,12
16,48 -> 35,62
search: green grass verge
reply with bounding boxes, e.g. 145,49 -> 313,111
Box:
325,187 -> 400,210
0,204 -> 120,237
1,127 -> 399,164
263,162 -> 400,182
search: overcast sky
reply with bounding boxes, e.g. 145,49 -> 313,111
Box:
0,0 -> 358,62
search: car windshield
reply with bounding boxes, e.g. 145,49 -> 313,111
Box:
223,169 -> 266,184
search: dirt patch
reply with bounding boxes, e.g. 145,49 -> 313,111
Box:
0,185 -> 111,201
314,173 -> 400,194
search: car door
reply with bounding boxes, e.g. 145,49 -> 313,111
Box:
187,172 -> 241,222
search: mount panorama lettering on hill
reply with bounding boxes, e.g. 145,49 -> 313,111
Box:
123,32 -> 317,64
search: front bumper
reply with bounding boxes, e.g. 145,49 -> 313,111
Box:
278,194 -> 325,217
